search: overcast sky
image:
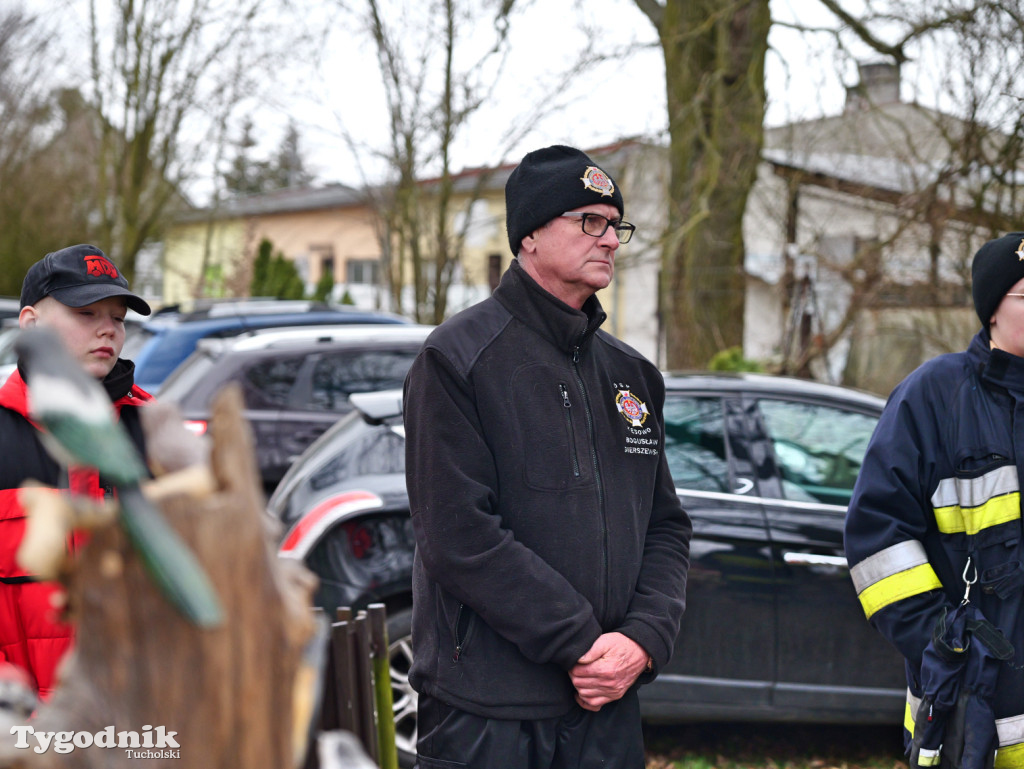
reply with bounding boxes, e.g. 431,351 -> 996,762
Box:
32,0 -> 873,194
278,0 -> 862,187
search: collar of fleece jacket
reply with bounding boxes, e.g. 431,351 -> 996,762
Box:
495,259 -> 607,355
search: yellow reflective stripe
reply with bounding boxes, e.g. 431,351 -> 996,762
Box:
995,743 -> 1024,769
933,492 -> 1021,535
931,465 -> 1018,508
918,748 -> 942,766
857,563 -> 942,618
850,540 -> 930,594
930,466 -> 1021,535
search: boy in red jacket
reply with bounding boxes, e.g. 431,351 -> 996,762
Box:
0,244 -> 152,699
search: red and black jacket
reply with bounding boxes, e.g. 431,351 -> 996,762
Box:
0,360 -> 151,698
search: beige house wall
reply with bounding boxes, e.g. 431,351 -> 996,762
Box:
252,206 -> 380,285
162,219 -> 247,307
447,191 -> 509,309
162,202 -> 384,308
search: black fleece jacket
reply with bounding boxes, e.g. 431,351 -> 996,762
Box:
403,260 -> 692,719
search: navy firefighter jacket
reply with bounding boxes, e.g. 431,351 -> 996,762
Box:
844,329 -> 1024,763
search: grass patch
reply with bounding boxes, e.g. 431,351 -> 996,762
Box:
644,722 -> 908,769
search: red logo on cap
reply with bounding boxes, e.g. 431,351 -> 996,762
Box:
84,254 -> 119,279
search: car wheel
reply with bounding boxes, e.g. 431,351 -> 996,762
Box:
387,606 -> 417,768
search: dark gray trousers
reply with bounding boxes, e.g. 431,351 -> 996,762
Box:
415,687 -> 645,769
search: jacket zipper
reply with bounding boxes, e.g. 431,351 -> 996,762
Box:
452,603 -> 470,661
571,343 -> 608,618
559,383 -> 581,478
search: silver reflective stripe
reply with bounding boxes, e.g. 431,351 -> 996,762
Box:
931,465 -> 1019,509
998,714 -> 1024,747
850,540 -> 931,594
908,689 -> 921,720
918,747 -> 942,766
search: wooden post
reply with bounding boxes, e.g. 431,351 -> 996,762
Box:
353,613 -> 379,764
330,620 -> 359,738
3,387 -> 321,769
368,604 -> 398,769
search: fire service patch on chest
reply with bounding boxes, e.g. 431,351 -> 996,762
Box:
616,389 -> 649,427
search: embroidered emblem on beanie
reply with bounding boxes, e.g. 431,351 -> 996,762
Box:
1016,238 -> 1024,261
581,166 -> 615,197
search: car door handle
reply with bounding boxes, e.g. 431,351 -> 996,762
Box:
733,478 -> 754,495
783,552 -> 849,569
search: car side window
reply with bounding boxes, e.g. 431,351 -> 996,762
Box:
243,355 -> 305,408
663,395 -> 730,493
308,350 -> 418,412
758,399 -> 877,506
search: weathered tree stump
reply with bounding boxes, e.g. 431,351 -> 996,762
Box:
4,385 -> 319,768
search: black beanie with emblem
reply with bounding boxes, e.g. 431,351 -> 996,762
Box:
504,145 -> 624,255
972,232 -> 1024,328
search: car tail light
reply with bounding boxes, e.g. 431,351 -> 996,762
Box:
183,420 -> 208,435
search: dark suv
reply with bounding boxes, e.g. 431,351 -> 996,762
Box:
159,324 -> 432,492
268,373 -> 904,766
123,299 -> 409,393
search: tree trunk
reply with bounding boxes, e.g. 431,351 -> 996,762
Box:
657,0 -> 770,369
9,387 -> 318,769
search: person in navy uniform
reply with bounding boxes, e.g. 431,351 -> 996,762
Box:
845,232 -> 1024,769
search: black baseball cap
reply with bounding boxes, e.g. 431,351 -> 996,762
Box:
20,244 -> 151,316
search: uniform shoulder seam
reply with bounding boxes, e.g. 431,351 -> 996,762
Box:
422,299 -> 513,379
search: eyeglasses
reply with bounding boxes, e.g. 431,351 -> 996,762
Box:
559,212 -> 635,244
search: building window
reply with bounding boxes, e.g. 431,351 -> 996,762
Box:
346,258 -> 380,285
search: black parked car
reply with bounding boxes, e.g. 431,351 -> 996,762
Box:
268,373 -> 904,765
159,324 -> 432,492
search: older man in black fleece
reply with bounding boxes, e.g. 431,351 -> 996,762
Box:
403,145 -> 692,769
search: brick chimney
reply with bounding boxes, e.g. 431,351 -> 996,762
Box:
844,62 -> 901,112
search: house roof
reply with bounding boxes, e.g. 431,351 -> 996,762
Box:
763,146 -> 1012,230
176,138 -> 652,223
410,137 -> 651,195
176,183 -> 366,222
763,148 -> 936,197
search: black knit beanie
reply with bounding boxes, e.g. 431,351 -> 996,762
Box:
504,145 -> 624,255
972,232 -> 1024,328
